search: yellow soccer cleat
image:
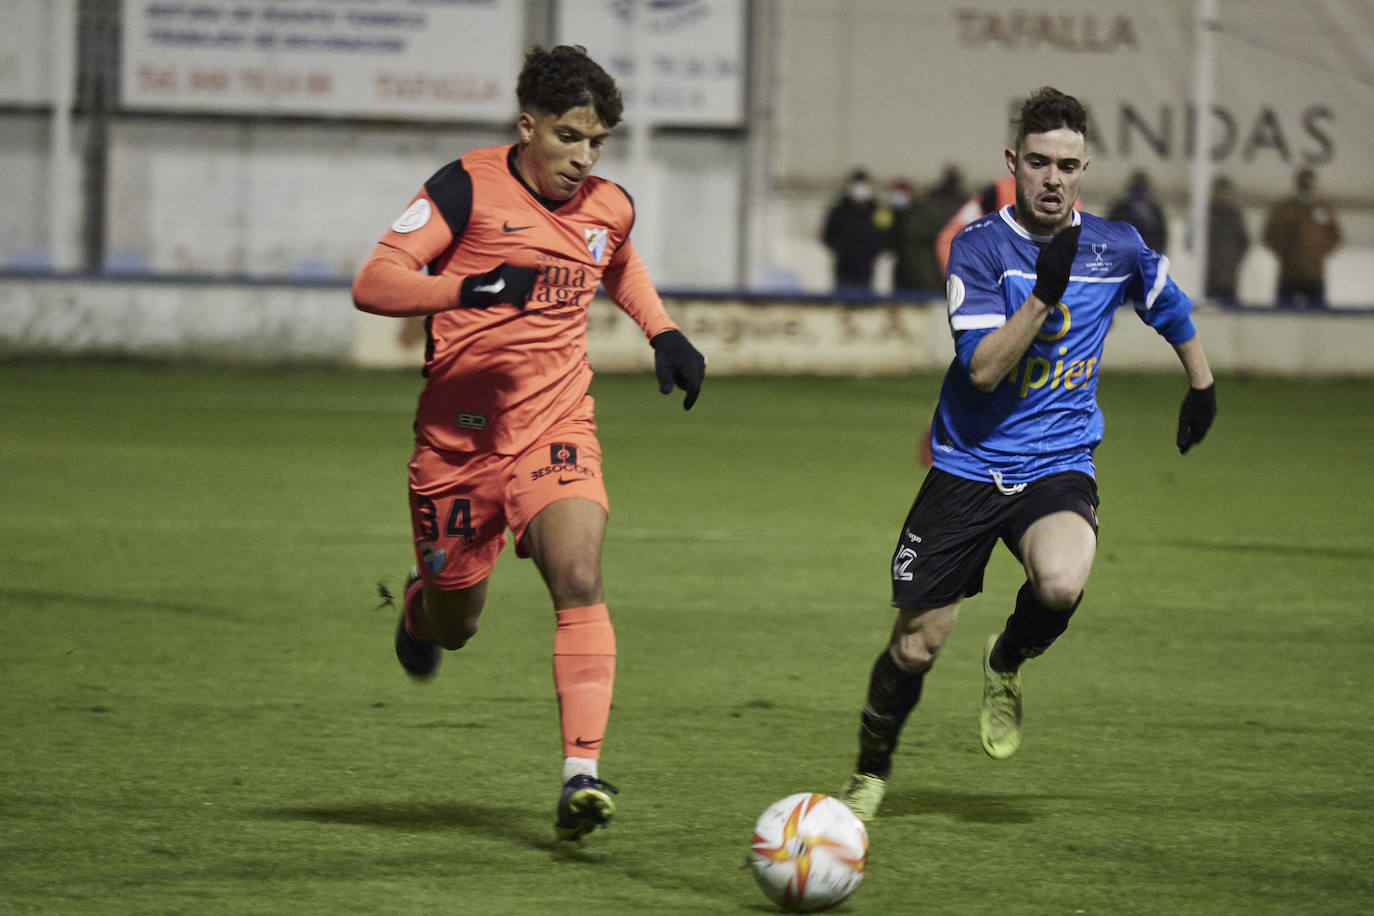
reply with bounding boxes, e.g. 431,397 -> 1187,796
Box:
555,775 -> 618,841
838,772 -> 888,823
980,633 -> 1023,760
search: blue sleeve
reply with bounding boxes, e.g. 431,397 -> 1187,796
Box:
1123,227 -> 1197,344
945,227 -> 1005,368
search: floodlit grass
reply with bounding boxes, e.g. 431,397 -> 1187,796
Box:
1,362 -> 1370,914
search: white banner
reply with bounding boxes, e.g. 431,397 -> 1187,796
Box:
0,0 -> 52,104
776,0 -> 1374,201
119,0 -> 524,120
556,0 -> 746,126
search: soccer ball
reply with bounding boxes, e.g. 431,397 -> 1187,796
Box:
749,793 -> 867,912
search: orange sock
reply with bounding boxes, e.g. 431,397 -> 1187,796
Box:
552,603 -> 616,760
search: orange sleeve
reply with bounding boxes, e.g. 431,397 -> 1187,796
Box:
351,189 -> 463,317
601,237 -> 677,340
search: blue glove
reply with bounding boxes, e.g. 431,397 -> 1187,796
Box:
651,330 -> 705,410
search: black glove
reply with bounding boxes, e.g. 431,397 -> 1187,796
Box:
651,330 -> 706,410
1176,384 -> 1216,454
1031,224 -> 1081,305
458,263 -> 539,309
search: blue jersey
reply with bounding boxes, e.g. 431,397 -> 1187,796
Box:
934,206 -> 1197,486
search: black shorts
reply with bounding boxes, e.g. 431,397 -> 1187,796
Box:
889,468 -> 1099,611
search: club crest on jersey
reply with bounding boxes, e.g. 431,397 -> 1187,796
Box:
584,227 -> 609,262
421,542 -> 446,576
1087,242 -> 1112,273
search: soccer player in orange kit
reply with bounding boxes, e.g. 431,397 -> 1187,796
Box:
352,45 -> 706,842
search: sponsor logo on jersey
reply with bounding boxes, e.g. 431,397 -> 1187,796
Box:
1035,302 -> 1071,342
530,442 -> 596,483
1007,342 -> 1099,398
584,226 -> 609,262
457,412 -> 487,430
391,198 -> 431,233
531,260 -> 594,307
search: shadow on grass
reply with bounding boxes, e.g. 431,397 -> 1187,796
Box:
1149,538 -> 1374,560
881,789 -> 1063,824
0,586 -> 237,619
254,801 -> 608,857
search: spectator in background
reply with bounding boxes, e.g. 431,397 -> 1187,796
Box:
879,179 -> 944,298
1205,175 -> 1249,306
1107,170 -> 1168,254
927,164 -> 968,227
822,168 -> 887,297
1262,167 -> 1342,309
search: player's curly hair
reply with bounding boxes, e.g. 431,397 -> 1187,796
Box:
1013,87 -> 1088,148
516,45 -> 624,129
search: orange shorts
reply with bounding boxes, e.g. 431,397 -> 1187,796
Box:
407,397 -> 609,589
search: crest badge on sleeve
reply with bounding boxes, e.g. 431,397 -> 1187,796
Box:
391,198 -> 431,233
584,227 -> 609,262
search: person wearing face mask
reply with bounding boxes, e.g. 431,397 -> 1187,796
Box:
880,179 -> 946,299
1262,167 -> 1342,309
822,168 -> 887,298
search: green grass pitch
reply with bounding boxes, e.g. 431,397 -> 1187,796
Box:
1,361 -> 1371,914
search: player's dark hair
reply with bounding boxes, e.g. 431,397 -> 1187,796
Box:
516,45 -> 623,129
1013,87 -> 1088,148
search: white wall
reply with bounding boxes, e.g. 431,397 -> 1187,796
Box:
4,276 -> 1371,378
757,0 -> 1374,303
3,0 -> 1372,305
93,118 -> 743,290
0,113 -> 59,268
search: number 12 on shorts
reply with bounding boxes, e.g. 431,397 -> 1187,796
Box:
415,495 -> 477,543
892,546 -> 917,582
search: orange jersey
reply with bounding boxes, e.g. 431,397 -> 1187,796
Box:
353,144 -> 676,455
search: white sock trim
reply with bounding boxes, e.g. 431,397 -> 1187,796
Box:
563,756 -> 598,783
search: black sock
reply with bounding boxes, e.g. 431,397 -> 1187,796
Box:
990,582 -> 1081,673
856,651 -> 925,778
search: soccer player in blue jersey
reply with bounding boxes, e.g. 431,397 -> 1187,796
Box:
839,87 -> 1217,821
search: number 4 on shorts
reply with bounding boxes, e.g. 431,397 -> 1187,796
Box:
415,495 -> 476,543
445,498 -> 476,542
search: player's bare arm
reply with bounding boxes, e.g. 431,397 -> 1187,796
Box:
1173,335 -> 1214,390
966,297 -> 1052,392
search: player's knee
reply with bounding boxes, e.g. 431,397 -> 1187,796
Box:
420,588 -> 484,650
890,633 -> 943,673
430,616 -> 479,650
1032,576 -> 1083,613
548,562 -> 603,609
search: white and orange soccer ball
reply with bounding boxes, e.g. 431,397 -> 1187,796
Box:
749,793 -> 868,912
